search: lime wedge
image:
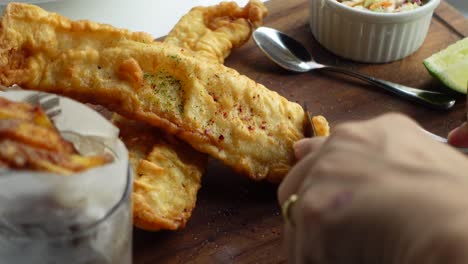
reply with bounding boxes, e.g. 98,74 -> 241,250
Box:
423,37 -> 468,94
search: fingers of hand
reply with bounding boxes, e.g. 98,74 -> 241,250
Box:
281,113 -> 468,264
331,113 -> 421,146
279,137 -> 327,204
284,224 -> 298,264
370,112 -> 420,131
294,137 -> 327,160
278,151 -> 320,204
288,180 -> 355,264
281,114 -> 417,262
448,122 -> 468,148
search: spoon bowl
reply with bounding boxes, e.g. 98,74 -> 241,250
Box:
253,28 -> 313,72
253,26 -> 456,110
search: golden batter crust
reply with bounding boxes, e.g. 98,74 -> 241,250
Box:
164,0 -> 268,63
0,3 -> 321,182
113,115 -> 206,231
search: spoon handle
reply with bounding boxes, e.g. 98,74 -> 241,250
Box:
320,66 -> 456,110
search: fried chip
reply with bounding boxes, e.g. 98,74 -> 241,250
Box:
0,97 -> 111,174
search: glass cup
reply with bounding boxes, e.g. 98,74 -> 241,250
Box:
0,94 -> 132,264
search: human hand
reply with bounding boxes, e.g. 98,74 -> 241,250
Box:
448,122 -> 468,148
279,113 -> 468,264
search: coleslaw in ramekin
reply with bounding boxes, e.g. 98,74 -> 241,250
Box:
309,0 -> 440,63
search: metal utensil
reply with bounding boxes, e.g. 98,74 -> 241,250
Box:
303,104 -> 316,138
253,27 -> 457,110
23,93 -> 62,119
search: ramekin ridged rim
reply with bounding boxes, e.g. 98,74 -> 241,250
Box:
323,0 -> 441,23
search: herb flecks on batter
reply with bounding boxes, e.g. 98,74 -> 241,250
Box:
144,72 -> 185,116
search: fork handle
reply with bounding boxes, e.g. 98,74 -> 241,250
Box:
319,66 -> 456,110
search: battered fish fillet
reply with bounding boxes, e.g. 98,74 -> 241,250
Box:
0,3 -> 307,182
0,97 -> 112,174
164,0 -> 268,64
312,115 -> 330,137
122,1 -> 266,231
113,115 -> 206,231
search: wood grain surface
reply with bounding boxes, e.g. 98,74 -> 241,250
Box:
133,0 -> 468,263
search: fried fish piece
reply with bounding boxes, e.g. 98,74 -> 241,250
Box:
118,1 -> 268,231
113,115 -> 206,231
125,1 -> 266,231
0,3 -> 305,182
0,97 -> 112,174
164,0 -> 268,64
312,115 -> 330,137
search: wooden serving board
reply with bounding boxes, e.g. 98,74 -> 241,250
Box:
133,0 -> 467,263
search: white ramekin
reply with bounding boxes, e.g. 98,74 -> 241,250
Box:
309,0 -> 441,63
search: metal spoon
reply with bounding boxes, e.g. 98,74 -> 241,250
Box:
253,27 -> 456,110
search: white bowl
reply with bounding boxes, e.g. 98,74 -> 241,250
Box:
309,0 -> 441,63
